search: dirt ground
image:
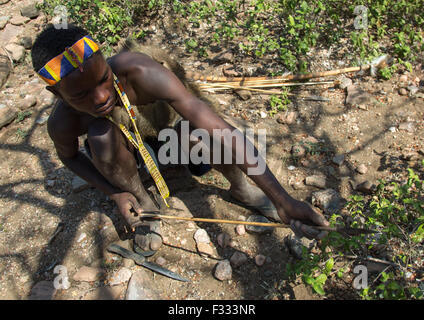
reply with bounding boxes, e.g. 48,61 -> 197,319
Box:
0,0 -> 423,300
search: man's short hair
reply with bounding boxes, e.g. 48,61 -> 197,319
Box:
31,24 -> 91,72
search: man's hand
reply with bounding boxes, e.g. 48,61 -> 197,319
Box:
278,199 -> 330,240
110,192 -> 143,230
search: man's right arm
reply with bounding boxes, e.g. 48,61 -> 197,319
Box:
46,105 -> 121,198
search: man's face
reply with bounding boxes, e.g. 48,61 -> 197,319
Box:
54,51 -> 118,117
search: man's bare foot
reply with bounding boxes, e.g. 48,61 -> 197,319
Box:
230,183 -> 282,222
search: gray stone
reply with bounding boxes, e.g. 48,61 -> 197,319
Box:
28,281 -> 56,300
332,154 -> 345,166
346,85 -> 372,107
0,16 -> 10,29
305,175 -> 326,189
235,89 -> 252,101
193,228 -> 211,244
311,189 -> 343,213
230,251 -> 248,268
72,175 -> 90,193
73,266 -> 104,282
214,259 -> 232,281
20,36 -> 32,49
5,43 -> 25,62
126,270 -> 163,300
109,267 -> 132,286
245,215 -> 273,234
20,4 -> 40,19
0,104 -> 17,128
356,180 -> 375,194
0,0 -> 10,4
9,15 -> 30,26
356,164 -> 368,174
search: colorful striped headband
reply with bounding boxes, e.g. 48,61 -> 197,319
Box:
37,36 -> 100,85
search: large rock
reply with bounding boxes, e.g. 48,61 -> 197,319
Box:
126,270 -> 163,300
0,104 -> 17,128
311,189 -> 344,213
5,43 -> 25,62
28,281 -> 56,300
20,4 -> 40,19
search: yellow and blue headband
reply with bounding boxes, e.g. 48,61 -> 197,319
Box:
37,36 -> 100,86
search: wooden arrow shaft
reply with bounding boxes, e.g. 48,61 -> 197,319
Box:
139,212 -> 287,228
138,212 -> 378,235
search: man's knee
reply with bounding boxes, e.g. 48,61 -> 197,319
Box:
87,118 -> 119,164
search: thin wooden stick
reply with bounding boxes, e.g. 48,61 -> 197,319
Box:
198,81 -> 334,90
137,212 -> 378,235
139,212 -> 287,228
187,66 -> 363,83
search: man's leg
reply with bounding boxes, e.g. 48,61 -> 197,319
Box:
174,121 -> 281,221
87,118 -> 162,250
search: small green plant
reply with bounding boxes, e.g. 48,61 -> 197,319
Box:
269,88 -> 290,117
15,111 -> 32,123
283,160 -> 424,299
16,128 -> 28,139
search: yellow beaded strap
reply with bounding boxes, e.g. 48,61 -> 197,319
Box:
106,73 -> 170,207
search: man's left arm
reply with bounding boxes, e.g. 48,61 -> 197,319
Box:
132,61 -> 329,239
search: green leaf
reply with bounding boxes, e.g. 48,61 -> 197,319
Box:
325,258 -> 334,275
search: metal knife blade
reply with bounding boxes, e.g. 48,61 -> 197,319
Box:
107,244 -> 189,282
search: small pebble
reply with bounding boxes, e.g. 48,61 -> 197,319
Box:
356,164 -> 368,174
214,260 -> 232,281
230,251 -> 248,268
399,88 -> 408,96
255,255 -> 266,267
235,225 -> 245,236
217,233 -> 231,248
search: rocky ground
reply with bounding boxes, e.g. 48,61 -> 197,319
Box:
0,0 -> 424,300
